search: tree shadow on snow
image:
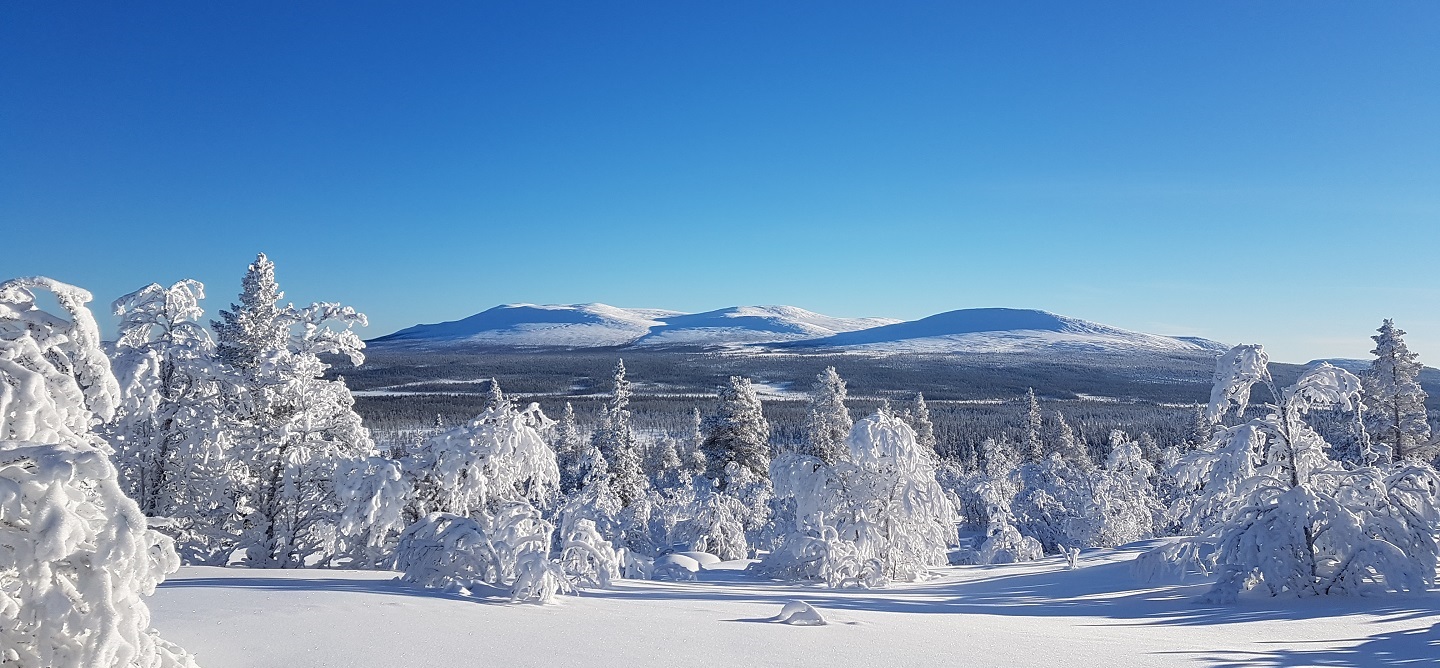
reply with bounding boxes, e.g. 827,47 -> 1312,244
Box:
159,574 -> 513,605
585,545 -> 1440,632
1177,621 -> 1440,667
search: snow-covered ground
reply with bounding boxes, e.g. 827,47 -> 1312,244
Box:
150,543 -> 1440,667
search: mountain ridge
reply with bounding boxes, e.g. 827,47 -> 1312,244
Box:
369,304 -> 1225,356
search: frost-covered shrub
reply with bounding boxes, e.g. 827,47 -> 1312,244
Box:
404,403 -> 559,519
673,480 -> 751,560
560,518 -> 621,588
395,501 -> 568,603
0,277 -> 198,668
336,456 -> 411,569
1143,345 -> 1440,601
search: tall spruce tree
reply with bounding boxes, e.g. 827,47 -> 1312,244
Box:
213,253 -> 374,567
804,366 -> 852,464
1362,319 -> 1431,462
702,376 -> 772,488
592,359 -> 646,506
1023,387 -> 1043,463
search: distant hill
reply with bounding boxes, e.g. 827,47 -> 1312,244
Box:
370,304 -> 1224,357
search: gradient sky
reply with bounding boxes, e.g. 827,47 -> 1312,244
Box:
4,2 -> 1438,363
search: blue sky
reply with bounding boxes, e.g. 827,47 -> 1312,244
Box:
3,2 -> 1437,362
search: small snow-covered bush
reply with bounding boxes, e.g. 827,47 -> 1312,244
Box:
395,501 -> 571,603
395,513 -> 502,592
560,518 -> 621,588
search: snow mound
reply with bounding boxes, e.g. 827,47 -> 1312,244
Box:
772,600 -> 827,626
652,553 -> 701,581
670,551 -> 723,569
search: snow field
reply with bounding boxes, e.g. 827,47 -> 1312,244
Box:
149,546 -> 1440,668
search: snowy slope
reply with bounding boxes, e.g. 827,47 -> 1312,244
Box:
149,544 -> 1440,668
785,308 -> 1226,355
370,303 -> 680,348
370,303 -> 895,349
635,305 -> 899,347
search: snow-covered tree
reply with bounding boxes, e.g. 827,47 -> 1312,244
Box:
592,360 -> 646,506
804,367 -> 852,464
395,503 -> 569,603
551,402 -> 586,495
1362,320 -> 1431,463
404,403 -> 559,519
213,254 -> 376,567
683,407 -> 707,479
762,412 -> 957,583
903,391 -> 938,457
971,438 -> 1042,564
1049,411 -> 1093,470
1089,430 -> 1160,546
1012,451 -> 1094,553
336,456 -> 410,569
1142,344 -> 1440,601
647,434 -> 688,490
479,377 -> 510,414
0,276 -> 199,667
105,279 -> 238,564
1023,387 -> 1043,463
559,518 -> 622,588
702,376 -> 772,487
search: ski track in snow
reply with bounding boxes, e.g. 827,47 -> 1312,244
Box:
149,544 -> 1440,668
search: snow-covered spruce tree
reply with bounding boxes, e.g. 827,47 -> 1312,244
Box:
1023,387 -> 1043,463
1139,344 -> 1440,601
904,391 -> 938,457
647,434 -> 688,490
212,253 -> 375,567
551,402 -> 586,495
1049,411 -> 1094,470
761,411 -> 957,584
683,407 -> 707,479
1362,320 -> 1431,464
702,376 -> 772,487
592,360 -> 647,507
804,366 -> 852,464
105,280 -> 238,564
699,376 -> 774,553
0,276 -> 199,668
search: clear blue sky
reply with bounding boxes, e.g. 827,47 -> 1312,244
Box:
3,2 -> 1437,362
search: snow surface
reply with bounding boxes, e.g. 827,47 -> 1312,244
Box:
149,542 -> 1440,667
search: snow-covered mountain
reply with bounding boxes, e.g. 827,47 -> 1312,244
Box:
371,304 -> 1224,356
369,303 -> 889,349
371,303 -> 681,348
782,308 -> 1227,356
634,306 -> 899,347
